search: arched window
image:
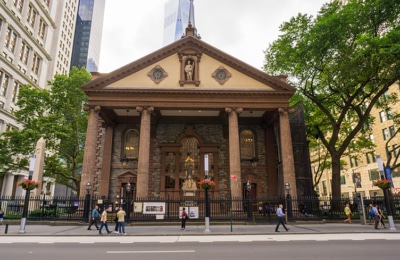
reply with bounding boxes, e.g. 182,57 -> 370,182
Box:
240,129 -> 255,160
180,137 -> 199,180
124,129 -> 139,159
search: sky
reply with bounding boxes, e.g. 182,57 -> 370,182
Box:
98,0 -> 329,73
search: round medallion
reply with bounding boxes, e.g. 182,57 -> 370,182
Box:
152,69 -> 164,80
216,69 -> 227,81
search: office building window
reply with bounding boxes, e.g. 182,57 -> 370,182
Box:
368,169 -> 380,181
32,53 -> 41,74
4,28 -> 17,53
365,152 -> 376,164
387,109 -> 393,120
0,71 -> 10,97
350,157 -> 359,168
340,175 -> 346,185
27,5 -> 37,27
12,81 -> 19,103
13,0 -> 24,13
19,42 -> 30,64
379,111 -> 386,122
389,125 -> 395,137
322,181 -> 327,196
38,19 -> 47,39
382,128 -> 389,140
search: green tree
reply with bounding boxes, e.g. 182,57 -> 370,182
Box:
264,0 -> 400,199
0,67 -> 91,196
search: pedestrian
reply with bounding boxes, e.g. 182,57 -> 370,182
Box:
377,205 -> 386,229
275,204 -> 289,232
181,207 -> 188,230
0,210 -> 4,225
369,203 -> 380,229
368,205 -> 374,225
113,207 -> 119,234
343,203 -> 352,224
87,205 -> 100,230
99,206 -> 112,235
117,207 -> 127,235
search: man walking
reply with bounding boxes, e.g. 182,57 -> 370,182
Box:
99,206 -> 112,235
117,207 -> 127,235
275,204 -> 289,232
369,203 -> 380,229
87,205 -> 100,230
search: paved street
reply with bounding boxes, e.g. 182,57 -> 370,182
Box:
1,221 -> 399,238
1,222 -> 400,260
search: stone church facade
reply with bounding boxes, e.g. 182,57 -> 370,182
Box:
79,28 -> 303,204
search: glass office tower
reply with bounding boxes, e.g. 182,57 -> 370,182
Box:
71,0 -> 105,72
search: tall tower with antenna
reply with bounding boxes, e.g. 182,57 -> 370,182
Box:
163,0 -> 197,45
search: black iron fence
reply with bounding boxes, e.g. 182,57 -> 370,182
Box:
1,195 -> 399,223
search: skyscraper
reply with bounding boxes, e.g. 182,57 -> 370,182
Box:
70,0 -> 105,72
163,0 -> 197,46
0,0 -> 79,196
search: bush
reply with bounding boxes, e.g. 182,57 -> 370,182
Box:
28,209 -> 60,218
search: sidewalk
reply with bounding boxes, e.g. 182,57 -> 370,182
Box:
1,221 -> 400,236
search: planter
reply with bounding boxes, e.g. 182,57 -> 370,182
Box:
373,179 -> 391,190
198,179 -> 216,190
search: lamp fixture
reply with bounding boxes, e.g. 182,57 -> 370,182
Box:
246,180 -> 252,191
86,182 -> 92,193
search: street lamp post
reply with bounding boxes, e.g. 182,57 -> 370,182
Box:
83,182 -> 92,223
18,155 -> 36,234
376,155 -> 396,230
246,180 -> 252,222
284,182 -> 290,223
204,154 -> 211,232
125,182 -> 131,222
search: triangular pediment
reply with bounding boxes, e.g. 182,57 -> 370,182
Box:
82,36 -> 295,94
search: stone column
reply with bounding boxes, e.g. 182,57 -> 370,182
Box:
32,137 -> 46,197
278,108 -> 297,197
136,106 -> 154,198
99,124 -> 114,197
225,107 -> 243,201
80,105 -> 100,196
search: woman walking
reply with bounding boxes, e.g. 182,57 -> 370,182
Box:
343,203 -> 352,224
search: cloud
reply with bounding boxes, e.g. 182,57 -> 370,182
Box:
99,0 -> 328,72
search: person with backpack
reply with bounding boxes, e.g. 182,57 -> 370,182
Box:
369,203 -> 380,229
181,207 -> 188,230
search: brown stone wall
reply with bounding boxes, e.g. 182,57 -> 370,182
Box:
96,122 -> 270,199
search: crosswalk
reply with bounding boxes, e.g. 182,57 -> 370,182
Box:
1,233 -> 400,243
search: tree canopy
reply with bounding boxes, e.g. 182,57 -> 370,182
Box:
0,67 -> 91,196
264,0 -> 400,198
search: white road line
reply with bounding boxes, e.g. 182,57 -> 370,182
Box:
107,250 -> 195,254
1,233 -> 400,243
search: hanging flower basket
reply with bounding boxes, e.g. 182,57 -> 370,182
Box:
373,179 -> 391,190
16,178 -> 40,190
198,179 -> 216,190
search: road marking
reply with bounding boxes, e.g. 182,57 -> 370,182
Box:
107,250 -> 195,254
1,233 -> 400,244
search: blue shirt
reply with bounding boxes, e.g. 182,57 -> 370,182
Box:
92,208 -> 100,218
276,207 -> 285,217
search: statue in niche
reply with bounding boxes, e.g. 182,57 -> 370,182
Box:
185,60 -> 194,81
182,153 -> 197,191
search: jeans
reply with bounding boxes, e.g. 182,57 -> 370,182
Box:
99,221 -> 110,234
118,221 -> 126,233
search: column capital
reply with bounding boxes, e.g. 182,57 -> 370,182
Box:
225,107 -> 243,114
136,106 -> 154,113
278,107 -> 296,115
83,104 -> 101,112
